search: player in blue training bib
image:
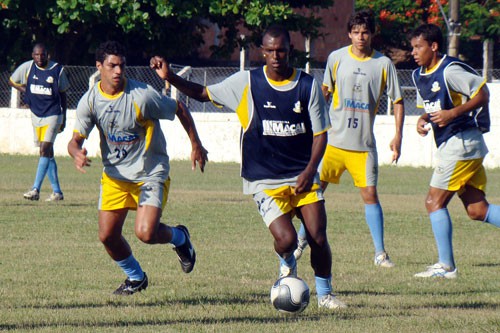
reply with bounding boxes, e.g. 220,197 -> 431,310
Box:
410,23 -> 500,279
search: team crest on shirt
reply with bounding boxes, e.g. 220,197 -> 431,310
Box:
46,76 -> 54,84
293,101 -> 302,113
353,83 -> 362,93
431,81 -> 441,92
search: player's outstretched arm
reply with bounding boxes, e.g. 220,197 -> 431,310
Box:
175,101 -> 208,172
68,132 -> 92,173
150,56 -> 210,102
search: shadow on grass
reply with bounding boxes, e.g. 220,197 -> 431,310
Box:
2,294 -> 364,331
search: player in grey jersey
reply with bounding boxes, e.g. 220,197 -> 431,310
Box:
68,41 -> 208,295
294,10 -> 404,269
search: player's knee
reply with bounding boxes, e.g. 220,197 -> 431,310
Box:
308,231 -> 327,249
99,231 -> 120,246
275,233 -> 296,253
466,206 -> 487,221
135,227 -> 156,244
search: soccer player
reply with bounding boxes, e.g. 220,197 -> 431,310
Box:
9,43 -> 69,202
68,41 -> 208,294
294,10 -> 404,268
150,25 -> 347,310
410,24 -> 500,278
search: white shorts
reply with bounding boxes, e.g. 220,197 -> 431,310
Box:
31,114 -> 62,146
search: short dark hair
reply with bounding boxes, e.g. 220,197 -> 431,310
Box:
262,24 -> 291,46
32,43 -> 47,53
95,41 -> 126,63
348,10 -> 375,33
409,24 -> 444,51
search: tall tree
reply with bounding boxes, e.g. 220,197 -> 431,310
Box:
355,0 -> 500,68
1,0 -> 333,70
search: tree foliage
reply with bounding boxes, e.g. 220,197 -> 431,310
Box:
0,0 -> 333,70
355,0 -> 500,67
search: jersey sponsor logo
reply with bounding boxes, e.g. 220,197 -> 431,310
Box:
263,101 -> 277,109
344,98 -> 369,113
293,101 -> 302,113
431,81 -> 441,92
262,120 -> 306,137
107,132 -> 139,144
423,99 -> 442,113
29,84 -> 52,96
353,68 -> 366,76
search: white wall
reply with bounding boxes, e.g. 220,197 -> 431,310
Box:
1,83 -> 499,168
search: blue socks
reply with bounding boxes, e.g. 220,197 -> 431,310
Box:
315,275 -> 332,298
365,203 -> 385,254
169,226 -> 186,247
279,253 -> 296,270
33,156 -> 50,191
115,254 -> 144,281
297,223 -> 306,240
47,158 -> 62,194
484,204 -> 500,227
430,208 -> 455,269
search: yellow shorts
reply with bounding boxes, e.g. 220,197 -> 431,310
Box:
99,172 -> 170,211
252,184 -> 324,227
320,145 -> 378,187
430,158 -> 486,194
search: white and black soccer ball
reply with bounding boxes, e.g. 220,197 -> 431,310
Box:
270,276 -> 310,314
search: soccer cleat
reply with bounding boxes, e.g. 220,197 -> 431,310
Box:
113,272 -> 148,295
317,293 -> 348,310
278,262 -> 297,278
293,237 -> 308,261
414,263 -> 458,279
23,188 -> 40,201
374,252 -> 395,268
45,192 -> 64,202
173,225 -> 196,273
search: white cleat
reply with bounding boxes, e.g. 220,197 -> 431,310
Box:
414,263 -> 458,279
374,252 -> 395,268
317,293 -> 347,310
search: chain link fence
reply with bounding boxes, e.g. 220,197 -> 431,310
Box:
1,66 -> 499,116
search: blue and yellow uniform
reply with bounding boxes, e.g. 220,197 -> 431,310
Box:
413,55 -> 489,192
207,66 -> 330,225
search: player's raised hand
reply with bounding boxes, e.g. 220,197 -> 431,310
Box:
150,56 -> 170,80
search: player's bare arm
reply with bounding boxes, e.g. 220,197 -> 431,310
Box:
68,132 -> 92,173
295,132 -> 327,194
321,85 -> 331,103
429,86 -> 489,127
7,79 -> 26,93
175,101 -> 208,172
390,101 -> 404,163
150,56 -> 210,102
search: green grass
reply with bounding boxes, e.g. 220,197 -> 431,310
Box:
1,154 -> 499,332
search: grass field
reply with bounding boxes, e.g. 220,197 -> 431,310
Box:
1,154 -> 499,332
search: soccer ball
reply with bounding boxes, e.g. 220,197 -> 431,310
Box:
270,276 -> 310,314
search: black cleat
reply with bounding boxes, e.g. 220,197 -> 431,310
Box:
173,225 -> 196,273
113,272 -> 148,295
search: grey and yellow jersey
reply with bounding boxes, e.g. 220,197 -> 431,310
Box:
74,79 -> 178,183
323,46 -> 402,151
